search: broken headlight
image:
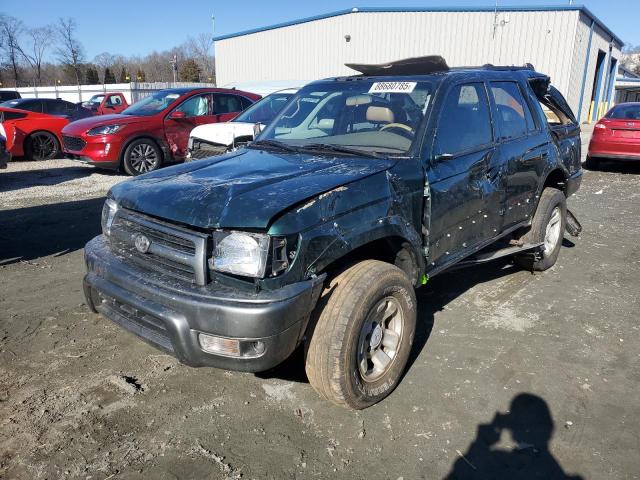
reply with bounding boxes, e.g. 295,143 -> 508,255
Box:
209,231 -> 270,278
101,198 -> 118,236
208,231 -> 291,279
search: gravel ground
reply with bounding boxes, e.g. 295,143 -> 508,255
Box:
1,136 -> 640,479
0,159 -> 126,210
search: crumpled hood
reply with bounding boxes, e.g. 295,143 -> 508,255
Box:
62,113 -> 147,134
190,122 -> 255,147
110,148 -> 396,229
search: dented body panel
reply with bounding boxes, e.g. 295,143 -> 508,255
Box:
84,66 -> 582,371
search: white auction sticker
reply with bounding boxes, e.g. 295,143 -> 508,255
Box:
368,82 -> 417,94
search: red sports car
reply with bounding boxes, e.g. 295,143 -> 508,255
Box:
0,98 -> 92,160
62,87 -> 261,175
587,102 -> 640,169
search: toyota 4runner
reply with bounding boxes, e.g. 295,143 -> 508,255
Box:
83,57 -> 582,409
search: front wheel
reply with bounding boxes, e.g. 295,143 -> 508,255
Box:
515,187 -> 567,271
305,260 -> 416,409
25,131 -> 60,160
123,139 -> 162,176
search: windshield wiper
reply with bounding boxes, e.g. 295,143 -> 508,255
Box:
300,143 -> 382,158
249,139 -> 299,153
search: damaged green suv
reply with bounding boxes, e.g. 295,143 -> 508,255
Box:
84,57 -> 582,409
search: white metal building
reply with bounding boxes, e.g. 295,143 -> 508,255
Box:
214,6 -> 623,123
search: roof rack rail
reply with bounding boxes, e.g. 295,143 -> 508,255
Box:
463,63 -> 536,71
345,56 -> 449,76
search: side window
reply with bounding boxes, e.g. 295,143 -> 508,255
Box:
19,100 -> 43,113
175,94 -> 210,117
106,95 -> 122,106
490,82 -> 534,139
239,96 -> 254,110
44,100 -> 71,116
434,83 -> 493,156
213,94 -> 243,114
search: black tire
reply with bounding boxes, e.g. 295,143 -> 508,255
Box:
584,155 -> 599,170
24,131 -> 60,160
305,260 -> 416,409
122,139 -> 162,176
514,187 -> 567,271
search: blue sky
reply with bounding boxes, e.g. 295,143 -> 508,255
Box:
5,0 -> 640,60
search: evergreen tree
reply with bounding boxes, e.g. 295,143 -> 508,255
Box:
85,65 -> 99,84
119,67 -> 129,83
104,67 -> 116,84
179,59 -> 201,82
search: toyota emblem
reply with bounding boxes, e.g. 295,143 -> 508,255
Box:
134,234 -> 151,253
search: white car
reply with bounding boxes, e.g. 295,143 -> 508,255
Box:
187,89 -> 298,161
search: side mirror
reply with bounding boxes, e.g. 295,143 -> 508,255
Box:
317,118 -> 335,130
170,110 -> 186,119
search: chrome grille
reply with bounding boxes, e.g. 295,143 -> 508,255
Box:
62,135 -> 86,151
108,209 -> 208,285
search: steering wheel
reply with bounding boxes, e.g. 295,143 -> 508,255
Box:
380,122 -> 415,138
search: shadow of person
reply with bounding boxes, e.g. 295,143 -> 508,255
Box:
444,393 -> 583,480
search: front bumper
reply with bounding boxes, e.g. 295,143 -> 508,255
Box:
63,134 -> 122,166
83,236 -> 324,372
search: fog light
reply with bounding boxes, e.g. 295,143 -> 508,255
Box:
199,334 -> 240,357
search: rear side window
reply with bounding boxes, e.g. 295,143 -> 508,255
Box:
44,100 -> 75,116
214,94 -> 243,114
490,82 -> 534,139
434,83 -> 493,156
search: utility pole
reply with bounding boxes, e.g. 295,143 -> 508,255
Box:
170,54 -> 178,84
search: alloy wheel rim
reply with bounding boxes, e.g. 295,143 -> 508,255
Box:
357,296 -> 403,382
543,206 -> 562,255
130,144 -> 158,173
33,134 -> 56,160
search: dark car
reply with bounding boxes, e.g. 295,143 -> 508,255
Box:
82,57 -> 582,409
61,88 -> 261,175
0,133 -> 9,168
0,90 -> 21,102
587,102 -> 640,169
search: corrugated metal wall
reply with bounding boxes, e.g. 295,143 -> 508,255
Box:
216,11 -> 578,94
215,9 -> 622,121
571,13 -> 622,123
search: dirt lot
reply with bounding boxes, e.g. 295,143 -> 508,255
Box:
1,137 -> 639,479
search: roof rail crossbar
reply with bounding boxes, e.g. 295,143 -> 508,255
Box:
345,55 -> 449,76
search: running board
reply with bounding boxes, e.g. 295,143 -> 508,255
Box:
449,242 -> 544,270
566,209 -> 582,237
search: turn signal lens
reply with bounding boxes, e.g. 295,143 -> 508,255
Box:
199,334 -> 240,356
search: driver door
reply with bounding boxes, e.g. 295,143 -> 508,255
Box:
426,82 -> 502,270
163,93 -> 216,159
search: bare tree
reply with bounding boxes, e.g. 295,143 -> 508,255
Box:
185,33 -> 215,82
0,15 -> 24,87
17,25 -> 53,85
55,17 -> 85,85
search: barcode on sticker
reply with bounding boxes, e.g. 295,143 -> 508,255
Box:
368,82 -> 417,94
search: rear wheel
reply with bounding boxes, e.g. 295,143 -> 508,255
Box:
25,131 -> 60,160
123,139 -> 162,176
584,155 -> 599,170
515,187 -> 566,271
305,260 -> 416,409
